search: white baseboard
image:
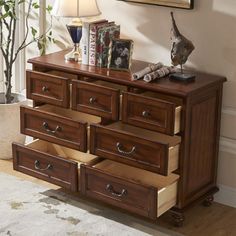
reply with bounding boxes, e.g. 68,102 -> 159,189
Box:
214,184 -> 236,208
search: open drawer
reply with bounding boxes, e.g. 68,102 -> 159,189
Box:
26,70 -> 70,108
20,105 -> 101,152
72,80 -> 126,120
122,91 -> 182,135
81,159 -> 179,219
13,139 -> 99,192
90,122 -> 181,176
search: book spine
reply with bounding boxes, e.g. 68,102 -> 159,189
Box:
96,28 -> 104,67
81,22 -> 90,65
89,24 -> 97,66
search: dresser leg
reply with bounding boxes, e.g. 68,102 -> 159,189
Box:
202,194 -> 214,207
171,211 -> 185,227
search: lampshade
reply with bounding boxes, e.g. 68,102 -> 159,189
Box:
52,0 -> 101,18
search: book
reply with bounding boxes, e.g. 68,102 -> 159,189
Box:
96,25 -> 120,68
81,19 -> 107,65
88,20 -> 108,66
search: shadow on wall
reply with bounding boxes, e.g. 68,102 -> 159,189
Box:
135,0 -> 236,74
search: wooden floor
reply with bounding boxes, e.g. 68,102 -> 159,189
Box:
1,159 -> 236,236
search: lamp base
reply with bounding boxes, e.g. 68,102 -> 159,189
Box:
65,44 -> 81,62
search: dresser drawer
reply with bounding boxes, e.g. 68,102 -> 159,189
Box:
13,140 -> 98,191
26,70 -> 70,108
122,92 -> 182,135
90,122 -> 180,176
81,159 -> 179,219
72,80 -> 126,120
20,105 -> 101,151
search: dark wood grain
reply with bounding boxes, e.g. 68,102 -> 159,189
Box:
122,92 -> 177,135
177,84 -> 223,208
12,142 -> 78,191
26,70 -> 70,108
20,106 -> 87,152
28,50 -> 226,98
17,49 -> 226,223
80,164 -> 157,219
71,80 -> 119,120
90,124 -> 176,176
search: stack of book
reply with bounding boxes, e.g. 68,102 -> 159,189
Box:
81,19 -> 120,67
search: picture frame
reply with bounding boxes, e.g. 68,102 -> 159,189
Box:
119,0 -> 194,9
108,39 -> 134,71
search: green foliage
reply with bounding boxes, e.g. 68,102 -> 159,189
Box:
0,0 -> 55,103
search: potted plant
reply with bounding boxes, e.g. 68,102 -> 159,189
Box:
0,0 -> 54,159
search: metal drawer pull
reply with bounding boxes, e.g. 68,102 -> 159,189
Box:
106,184 -> 127,197
34,160 -> 52,171
42,122 -> 62,134
89,97 -> 96,104
42,86 -> 49,92
116,142 -> 136,155
142,110 -> 150,117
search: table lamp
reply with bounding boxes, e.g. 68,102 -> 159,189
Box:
52,0 -> 101,62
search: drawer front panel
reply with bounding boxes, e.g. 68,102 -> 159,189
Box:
90,125 -> 170,175
80,165 -> 157,219
26,70 -> 70,108
122,92 -> 177,135
20,106 -> 87,151
72,80 -> 119,120
12,143 -> 78,191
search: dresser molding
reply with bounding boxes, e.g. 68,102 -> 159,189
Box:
13,49 -> 226,226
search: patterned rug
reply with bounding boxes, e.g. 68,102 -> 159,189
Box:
0,172 -> 183,236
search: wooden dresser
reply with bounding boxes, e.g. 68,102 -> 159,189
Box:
12,50 -> 226,226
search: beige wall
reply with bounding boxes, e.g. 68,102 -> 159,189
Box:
43,0 -> 236,207
98,0 -> 236,207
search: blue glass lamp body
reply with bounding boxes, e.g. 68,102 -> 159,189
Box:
66,25 -> 82,44
64,25 -> 83,62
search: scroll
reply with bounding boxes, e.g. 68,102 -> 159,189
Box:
143,66 -> 178,82
132,62 -> 163,80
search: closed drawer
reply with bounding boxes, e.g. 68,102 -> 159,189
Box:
26,70 -> 70,108
20,105 -> 101,151
81,159 -> 179,219
13,140 -> 99,191
90,122 -> 181,176
72,80 -> 126,120
122,92 -> 182,135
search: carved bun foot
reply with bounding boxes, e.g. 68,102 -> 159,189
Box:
171,211 -> 185,227
203,195 -> 214,207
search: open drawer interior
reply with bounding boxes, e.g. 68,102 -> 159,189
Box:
13,139 -> 99,192
92,80 -> 127,92
36,104 -> 101,124
122,91 -> 182,135
81,159 -> 179,218
90,121 -> 180,175
140,91 -> 182,134
21,104 -> 101,151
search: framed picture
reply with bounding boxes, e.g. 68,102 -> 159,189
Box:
108,39 -> 134,71
119,0 -> 194,9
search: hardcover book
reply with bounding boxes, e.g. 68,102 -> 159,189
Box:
96,25 -> 120,68
88,20 -> 108,66
81,19 -> 107,65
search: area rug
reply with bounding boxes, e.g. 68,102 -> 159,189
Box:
0,172 -> 183,236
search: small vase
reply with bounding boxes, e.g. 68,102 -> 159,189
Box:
0,93 -> 28,159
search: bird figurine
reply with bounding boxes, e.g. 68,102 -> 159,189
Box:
169,12 -> 195,81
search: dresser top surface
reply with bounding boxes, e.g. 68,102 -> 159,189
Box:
28,50 -> 226,97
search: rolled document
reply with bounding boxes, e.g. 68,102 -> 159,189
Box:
132,62 -> 163,80
143,66 -> 178,82
143,66 -> 177,82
